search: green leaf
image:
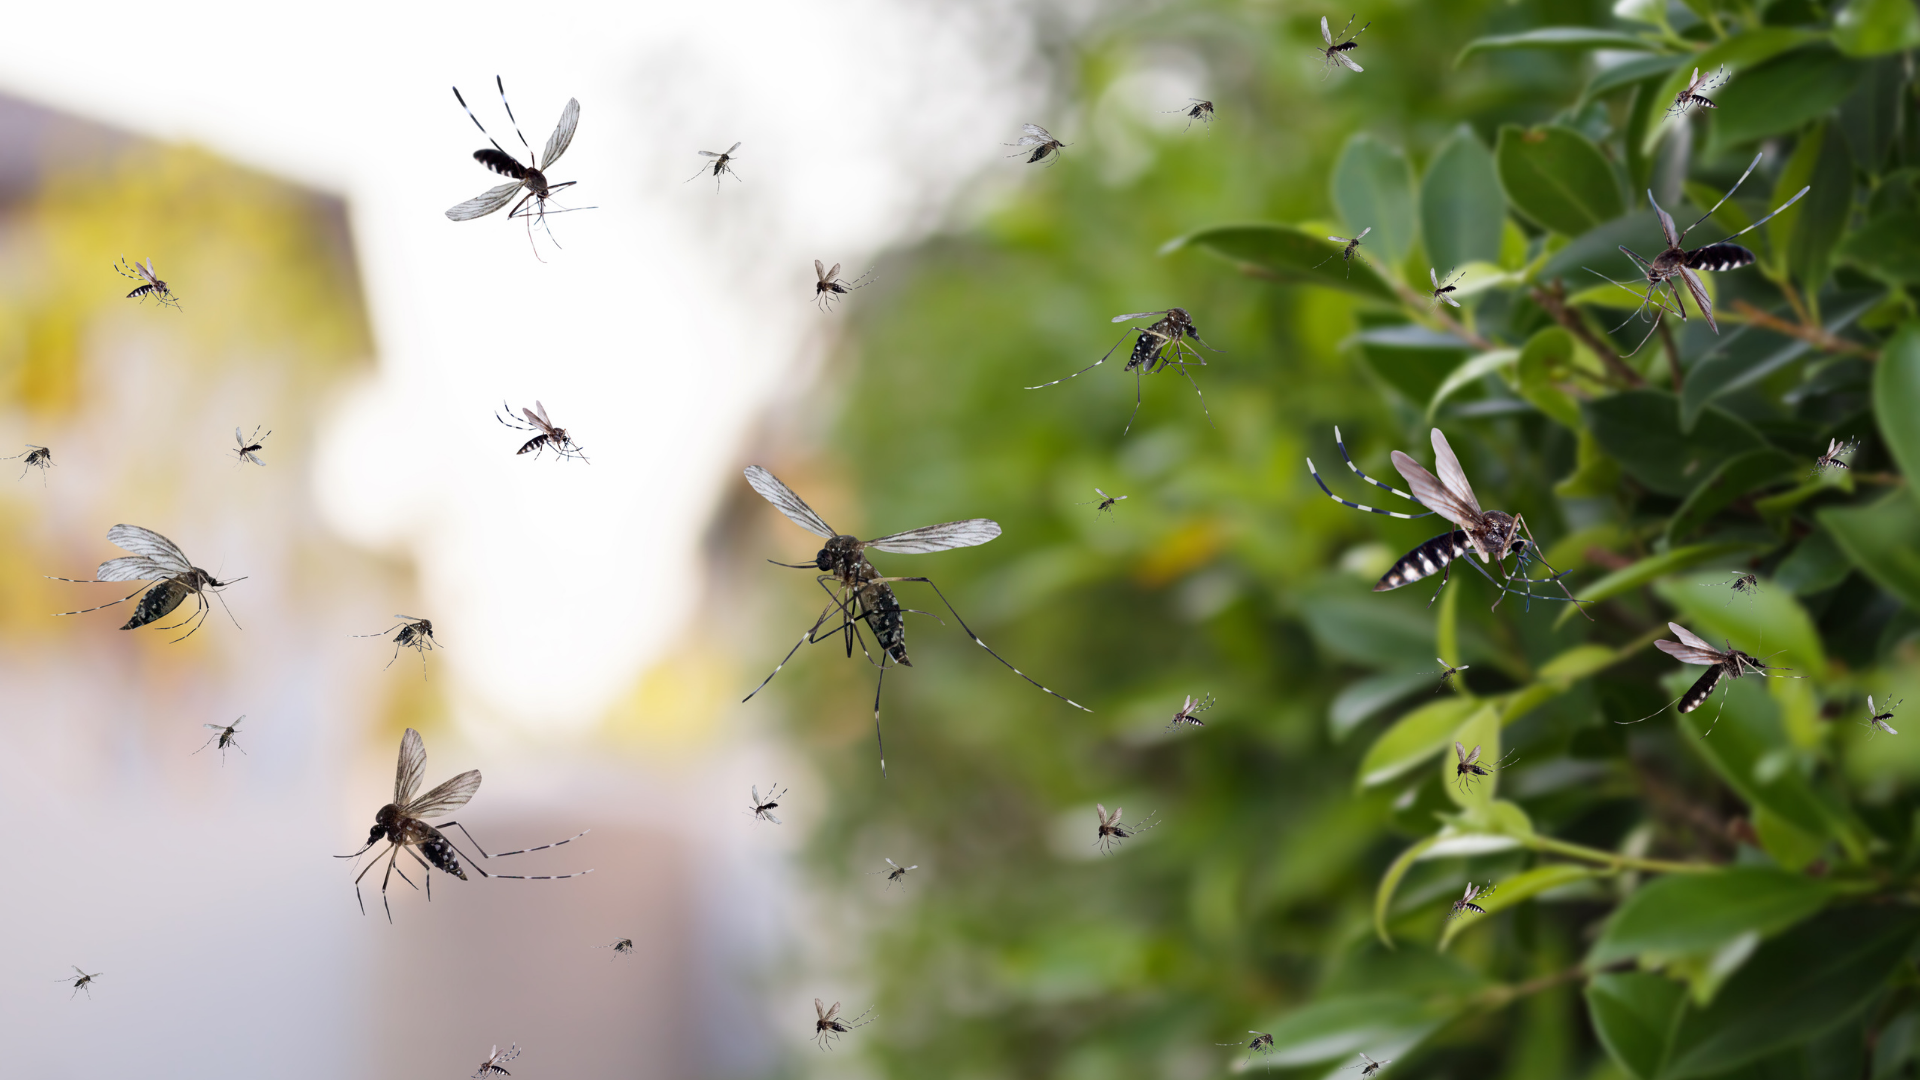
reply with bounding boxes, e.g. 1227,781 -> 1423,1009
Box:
1838,211 -> 1920,283
1583,391 -> 1768,497
1258,993 -> 1454,1067
1581,53 -> 1689,107
1358,697 -> 1481,788
1495,124 -> 1625,237
1834,0 -> 1920,57
1514,327 -> 1585,430
1664,449 -> 1798,544
1374,835 -> 1441,945
1680,295 -> 1881,430
1355,326 -> 1474,406
1538,643 -> 1620,683
1165,223 -> 1399,303
1772,527 -> 1855,597
1588,972 -> 1686,1080
1838,56 -> 1906,172
1439,864 -> 1599,950
1641,29 -> 1828,156
1536,209 -> 1666,285
1821,488 -> 1920,611
1709,47 -> 1864,150
1588,868 -> 1834,969
1874,322 -> 1920,480
1420,125 -> 1505,272
1332,134 -> 1417,267
1769,122 -> 1854,296
1428,349 -> 1519,419
1553,542 -> 1759,628
1455,26 -> 1657,63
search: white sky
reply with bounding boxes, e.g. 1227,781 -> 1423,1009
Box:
0,0 -> 1044,731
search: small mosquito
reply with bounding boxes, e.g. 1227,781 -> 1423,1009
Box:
870,857 -> 918,885
1352,1052 -> 1393,1077
1169,99 -> 1215,130
6,443 -> 52,483
1317,15 -> 1369,76
600,937 -> 635,957
336,728 -> 591,922
232,426 -> 270,467
115,256 -> 179,309
473,1044 -> 520,1078
57,966 -> 103,1000
1701,570 -> 1760,605
1095,802 -> 1159,854
1623,622 -> 1801,733
1428,267 -> 1464,309
688,141 -> 742,190
813,999 -> 875,1050
48,524 -> 245,642
1169,693 -> 1215,729
1452,741 -> 1517,793
813,260 -> 874,311
1446,881 -> 1495,920
356,616 -> 438,673
194,715 -> 247,764
1316,228 -> 1371,276
1026,307 -> 1217,435
446,76 -> 588,260
1007,123 -> 1068,165
1080,488 -> 1129,515
1669,66 -> 1728,117
1815,437 -> 1859,473
1434,658 -> 1469,693
496,400 -> 588,462
1217,1031 -> 1274,1058
750,782 -> 786,824
1864,695 -> 1902,737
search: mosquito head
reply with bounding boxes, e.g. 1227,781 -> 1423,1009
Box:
372,803 -> 401,836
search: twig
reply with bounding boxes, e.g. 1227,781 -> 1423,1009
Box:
1729,300 -> 1879,360
1531,282 -> 1646,387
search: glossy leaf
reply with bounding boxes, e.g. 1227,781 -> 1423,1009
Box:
1821,489 -> 1920,610
1420,125 -> 1505,272
1833,0 -> 1920,57
1663,449 -> 1798,544
1358,697 -> 1481,788
1495,124 -> 1624,237
1589,868 -> 1833,968
1455,26 -> 1655,63
1257,993 -> 1454,1067
1165,223 -> 1399,303
1428,349 -> 1518,419
1583,391 -> 1768,497
1838,211 -> 1920,283
1332,134 -> 1417,266
1710,47 -> 1863,149
1588,972 -> 1686,1080
1874,322 -> 1920,480
1553,541 -> 1758,629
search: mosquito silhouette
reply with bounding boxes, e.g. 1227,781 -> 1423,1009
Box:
1428,267 -> 1464,308
813,260 -> 874,311
60,967 -> 102,1000
1434,658 -> 1469,693
1007,123 -> 1068,164
1168,693 -> 1215,729
496,400 -> 588,462
48,524 -> 245,642
1169,99 -> 1215,131
749,782 -> 786,824
1317,228 -> 1371,276
356,616 -> 438,674
232,426 -> 269,467
194,716 -> 247,764
446,76 -> 589,260
1815,437 -> 1858,473
6,443 -> 52,483
1447,881 -> 1495,920
1080,487 -> 1128,515
1317,15 -> 1369,76
1453,741 -> 1516,793
1026,307 -> 1217,434
1095,802 -> 1159,853
115,256 -> 179,308
870,857 -> 918,885
473,1044 -> 520,1078
1669,66 -> 1728,117
1863,694 -> 1902,737
688,141 -> 742,190
1621,622 -> 1802,733
813,999 -> 875,1050
600,937 -> 635,957
1352,1051 -> 1393,1076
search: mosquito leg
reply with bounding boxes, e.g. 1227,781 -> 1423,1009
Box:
1305,460 -> 1434,520
873,575 -> 1091,712
1175,361 -> 1215,429
1423,561 -> 1455,609
1513,518 -> 1594,619
443,820 -> 591,860
873,663 -> 887,778
1333,427 -> 1430,508
46,583 -> 149,615
1123,364 -> 1145,435
743,597 -> 848,702
1024,333 -> 1129,391
1620,690 -> 1687,724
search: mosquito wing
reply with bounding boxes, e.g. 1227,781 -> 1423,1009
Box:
1390,452 -> 1479,531
539,97 -> 580,170
405,768 -> 482,819
1322,15 -> 1333,44
866,518 -> 1002,553
1430,268 -> 1442,290
1648,192 -> 1681,249
1464,743 -> 1482,766
1111,310 -> 1170,323
447,181 -> 524,221
529,400 -> 554,429
1096,802 -> 1111,825
141,258 -> 159,284
395,727 -> 428,805
1022,123 -> 1052,140
1656,638 -> 1726,666
825,263 -> 842,283
93,555 -> 177,582
1426,429 -> 1483,517
106,525 -> 194,576
1668,621 -> 1718,653
1337,53 -> 1364,72
1679,268 -> 1717,332
743,466 -> 837,539
725,141 -> 742,155
1354,227 -> 1371,240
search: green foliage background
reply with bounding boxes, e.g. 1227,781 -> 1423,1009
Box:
768,0 -> 1920,1077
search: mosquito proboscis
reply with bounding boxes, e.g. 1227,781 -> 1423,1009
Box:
496,400 -> 588,462
688,141 -> 742,190
115,256 -> 179,308
446,77 -> 591,260
1317,15 -> 1369,76
48,524 -> 245,642
1026,307 -> 1217,434
1007,123 -> 1067,164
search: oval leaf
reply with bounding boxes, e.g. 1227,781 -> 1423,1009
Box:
1495,124 -> 1624,237
1421,125 -> 1506,272
1166,224 -> 1399,303
1874,321 -> 1920,480
1588,972 -> 1686,1080
1456,27 -> 1657,63
1710,47 -> 1864,149
1820,488 -> 1920,611
1359,697 -> 1482,788
1588,868 -> 1834,969
1333,134 -> 1418,266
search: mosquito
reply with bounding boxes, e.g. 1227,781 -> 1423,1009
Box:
870,857 -> 918,885
1217,1031 -> 1275,1058
195,715 -> 247,764
600,937 -> 635,957
115,256 -> 179,309
1447,881 -> 1495,920
1007,123 -> 1068,165
741,466 -> 1088,776
1815,437 -> 1858,473
1623,622 -> 1801,733
496,400 -> 588,462
1353,1052 -> 1393,1076
1306,427 -> 1589,614
1095,802 -> 1159,854
1169,99 -> 1215,131
232,425 -> 269,467
813,260 -> 874,311
1453,741 -> 1517,793
48,524 -> 245,642
1080,488 -> 1128,515
1169,693 -> 1215,729
749,782 -> 786,824
6,444 -> 52,483
1026,307 -> 1217,435
688,141 -> 742,190
1434,658 -> 1469,693
1701,570 -> 1760,605
60,967 -> 102,1000
446,76 -> 588,260
813,999 -> 875,1050
356,616 -> 438,673
1863,695 -> 1902,737
1428,267 -> 1464,309
1317,15 -> 1369,76
1669,66 -> 1728,117
1316,228 -> 1371,276
335,728 -> 591,922
473,1044 -> 520,1078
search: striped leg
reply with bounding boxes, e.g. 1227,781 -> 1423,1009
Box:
1305,427 -> 1437,519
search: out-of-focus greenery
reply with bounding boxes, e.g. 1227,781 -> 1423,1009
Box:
765,1 -> 1920,1077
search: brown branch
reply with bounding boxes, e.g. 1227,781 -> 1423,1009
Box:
1531,282 -> 1645,388
1729,300 -> 1879,360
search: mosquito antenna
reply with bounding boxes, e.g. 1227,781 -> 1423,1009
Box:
495,75 -> 533,160
452,86 -> 511,158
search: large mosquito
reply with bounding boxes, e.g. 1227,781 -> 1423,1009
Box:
6,443 -> 52,483
115,256 -> 179,309
1669,66 -> 1728,117
1316,228 -> 1371,276
232,426 -> 269,467
1306,427 -> 1588,613
1095,802 -> 1159,854
813,260 -> 874,311
473,1044 -> 520,1078
1080,488 -> 1128,516
1428,267 -> 1464,309
1026,307 -> 1216,435
195,716 -> 247,764
336,728 -> 591,922
1453,741 -> 1516,793
1815,437 -> 1858,473
813,999 -> 875,1050
61,967 -> 102,1000
48,524 -> 245,642
446,77 -> 587,260
741,465 -> 1088,776
1622,622 -> 1800,733
1168,693 -> 1214,729
356,615 -> 438,673
1352,1052 -> 1392,1077
1447,881 -> 1495,920
1169,99 -> 1215,131
749,782 -> 786,824
1317,15 -> 1369,76
1007,123 -> 1067,165
870,857 -> 918,885
496,400 -> 588,462
688,141 -> 742,190
1864,695 -> 1902,737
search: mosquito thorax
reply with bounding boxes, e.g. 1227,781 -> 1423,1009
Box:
816,536 -> 865,576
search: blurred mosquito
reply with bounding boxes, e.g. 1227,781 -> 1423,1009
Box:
1353,1052 -> 1392,1077
446,76 -> 588,260
1669,66 -> 1728,117
1168,693 -> 1214,729
60,967 -> 101,1000
870,857 -> 918,885
741,466 -> 1088,776
1815,437 -> 1859,473
194,715 -> 247,764
232,426 -> 270,467
1428,267 -> 1464,309
688,141 -> 742,190
1701,570 -> 1759,605
749,782 -> 786,824
1453,741 -> 1516,793
1863,695 -> 1902,737
1306,427 -> 1589,614
115,256 -> 179,309
600,937 -> 635,957
1217,1031 -> 1274,1061
496,400 -> 588,462
1027,307 -> 1217,435
1434,658 -> 1469,693
813,999 -> 874,1050
1169,99 -> 1215,131
473,1044 -> 520,1078
1315,228 -> 1371,276
48,524 -> 245,642
6,443 -> 52,483
1622,622 -> 1802,733
813,260 -> 874,311
1447,881 -> 1495,920
336,727 -> 591,922
356,616 -> 438,673
1080,488 -> 1128,516
1007,123 -> 1067,165
1095,802 -> 1159,854
1317,15 -> 1369,76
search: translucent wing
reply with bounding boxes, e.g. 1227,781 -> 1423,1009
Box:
1430,268 -> 1441,290
1022,123 -> 1052,139
822,1000 -> 840,1022
106,525 -> 193,575
235,427 -> 245,447
446,182 -> 524,221
94,555 -> 176,582
726,141 -> 742,155
1322,15 -> 1333,44
699,151 -> 720,159
1869,695 -> 1878,714
1648,192 -> 1680,248
1354,227 -> 1371,240
540,98 -> 580,170
1111,310 -> 1169,322
1464,743 -> 1482,765
743,466 -> 836,538
866,518 -> 1002,553
530,400 -> 553,428
1679,268 -> 1717,333
405,768 -> 482,818
1390,451 -> 1479,533
1685,68 -> 1702,92
814,259 -> 827,281
142,258 -> 159,283
1328,235 -> 1349,243
1427,429 -> 1483,517
825,263 -> 842,283
1668,621 -> 1717,652
1656,638 -> 1725,666
1337,53 -> 1364,72
395,727 -> 427,805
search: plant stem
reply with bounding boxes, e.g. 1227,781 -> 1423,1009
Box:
1522,832 -> 1718,874
1532,282 -> 1646,388
1729,300 -> 1879,360
1471,963 -> 1597,1010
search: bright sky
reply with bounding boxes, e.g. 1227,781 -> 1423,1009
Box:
0,0 -> 1044,731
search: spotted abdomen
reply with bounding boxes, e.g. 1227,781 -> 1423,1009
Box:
122,578 -> 191,630
1374,531 -> 1474,592
862,584 -> 911,666
420,831 -> 468,880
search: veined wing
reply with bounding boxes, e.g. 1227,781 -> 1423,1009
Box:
1668,621 -> 1717,653
1648,192 -> 1680,248
1427,429 -> 1483,517
446,182 -> 523,221
396,727 -> 428,805
1390,451 -> 1479,531
1321,15 -> 1334,44
94,555 -> 177,582
1021,123 -> 1052,139
744,466 -> 836,539
1111,310 -> 1170,323
405,768 -> 482,818
107,525 -> 194,575
725,141 -> 741,155
1337,53 -> 1363,72
529,400 -> 553,429
1656,638 -> 1725,666
866,518 -> 1002,553
540,97 -> 581,170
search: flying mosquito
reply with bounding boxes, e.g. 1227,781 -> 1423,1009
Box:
60,967 -> 102,1000
1306,427 -> 1589,614
1815,437 -> 1859,473
1434,658 -> 1469,693
115,256 -> 179,308
496,400 -> 588,462
336,728 -> 591,921
813,999 -> 875,1050
1315,227 -> 1372,276
1701,570 -> 1760,605
473,1044 -> 520,1078
1669,66 -> 1728,117
48,524 -> 245,642
446,76 -> 587,260
1863,695 -> 1902,737
687,141 -> 742,190
1447,881 -> 1495,920
1026,307 -> 1217,435
1317,15 -> 1370,75
194,715 -> 247,764
1007,123 -> 1068,164
750,782 -> 786,824
870,857 -> 918,885
1095,802 -> 1159,854
1080,488 -> 1129,515
601,937 -> 635,957
1622,622 -> 1800,733
1353,1052 -> 1393,1077
356,616 -> 438,673
1217,1031 -> 1275,1059
1169,99 -> 1215,130
1168,692 -> 1215,729
1428,267 -> 1464,308
232,426 -> 270,466
1453,741 -> 1516,793
6,443 -> 52,483
741,466 -> 1088,776
813,260 -> 874,311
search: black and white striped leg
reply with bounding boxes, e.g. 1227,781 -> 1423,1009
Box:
1335,426 -> 1429,509
1306,430 -> 1436,520
866,575 -> 1091,713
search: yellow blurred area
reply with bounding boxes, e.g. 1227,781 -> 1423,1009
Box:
604,641 -> 736,755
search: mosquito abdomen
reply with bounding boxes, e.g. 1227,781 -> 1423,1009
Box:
1374,531 -> 1472,592
1684,243 -> 1755,272
421,832 -> 468,880
474,148 -> 530,181
122,578 -> 191,629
